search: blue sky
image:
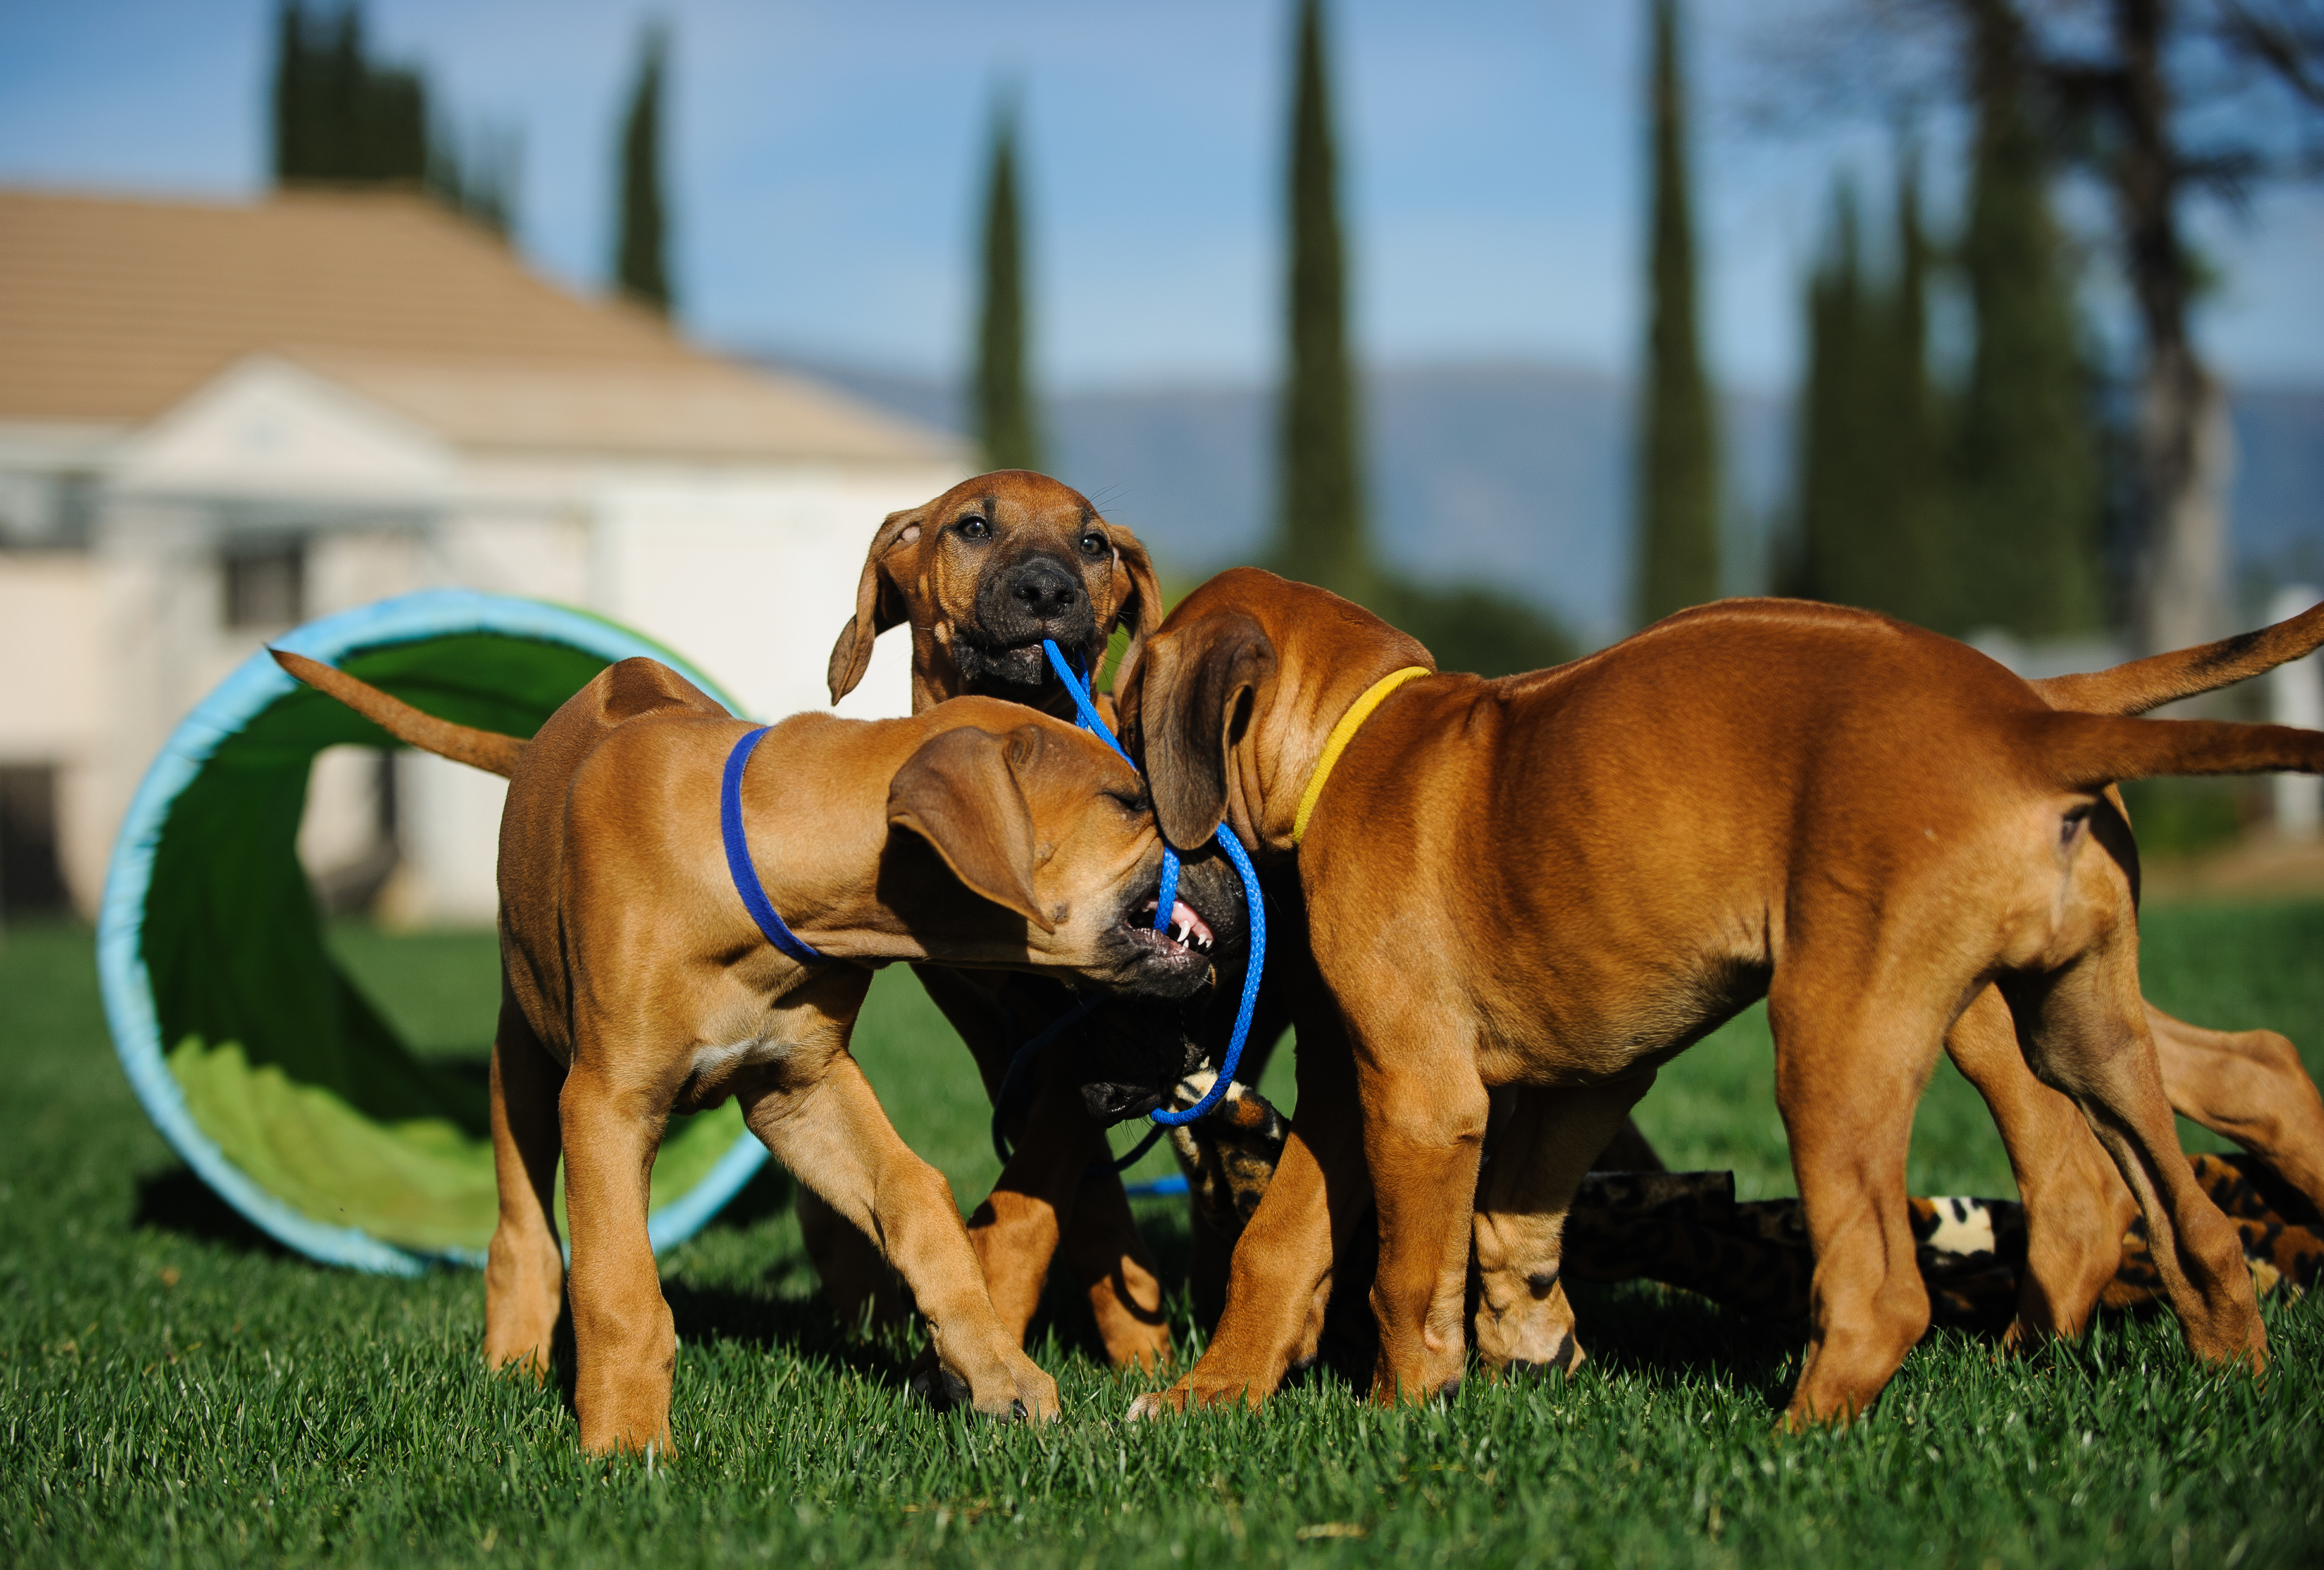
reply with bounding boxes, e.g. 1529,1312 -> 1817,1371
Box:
2,0 -> 2318,392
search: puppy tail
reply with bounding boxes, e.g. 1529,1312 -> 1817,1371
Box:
2025,710 -> 2324,793
270,647 -> 526,778
2029,597 -> 2324,716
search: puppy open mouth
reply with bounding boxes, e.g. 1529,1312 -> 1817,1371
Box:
1125,895 -> 1216,960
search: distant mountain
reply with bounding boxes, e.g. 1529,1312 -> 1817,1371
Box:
755,352 -> 2324,649
2234,386 -> 2324,592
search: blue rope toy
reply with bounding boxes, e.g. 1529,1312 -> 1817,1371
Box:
986,640 -> 1267,1175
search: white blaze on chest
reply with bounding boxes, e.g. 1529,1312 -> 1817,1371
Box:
685,1034 -> 798,1084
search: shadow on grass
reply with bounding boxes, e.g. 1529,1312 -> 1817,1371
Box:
694,1158 -> 796,1234
131,1163 -> 297,1262
656,1161 -> 938,1395
1568,1280 -> 1808,1401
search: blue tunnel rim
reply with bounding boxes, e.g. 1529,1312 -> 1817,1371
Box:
95,588 -> 771,1276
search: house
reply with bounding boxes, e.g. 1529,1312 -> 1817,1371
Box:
0,188 -> 964,923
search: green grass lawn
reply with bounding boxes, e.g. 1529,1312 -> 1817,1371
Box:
5,904 -> 2323,1567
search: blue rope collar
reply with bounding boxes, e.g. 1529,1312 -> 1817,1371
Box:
721,726 -> 827,966
719,665 -> 1264,1170
989,642 -> 1268,1171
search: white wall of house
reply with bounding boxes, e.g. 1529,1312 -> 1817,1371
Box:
590,463 -> 947,727
0,550 -> 108,907
15,356 -> 963,925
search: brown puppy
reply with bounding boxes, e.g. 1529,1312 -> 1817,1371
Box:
273,648 -> 1230,1453
829,468 -> 1163,724
1131,584 -> 2324,1385
824,471 -> 1639,1360
821,470 -> 1210,1369
1118,572 -> 2324,1426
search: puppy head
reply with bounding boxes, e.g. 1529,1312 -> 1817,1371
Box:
1118,567 -> 1428,854
829,471 -> 1162,711
883,703 -> 1242,1002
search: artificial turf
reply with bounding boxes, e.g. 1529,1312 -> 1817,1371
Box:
4,902 -> 2322,1567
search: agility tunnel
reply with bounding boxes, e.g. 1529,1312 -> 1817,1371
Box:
97,590 -> 768,1274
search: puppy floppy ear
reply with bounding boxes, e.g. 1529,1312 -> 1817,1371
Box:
886,724 -> 1055,932
1129,613 -> 1276,852
828,506 -> 927,704
1105,526 -> 1168,684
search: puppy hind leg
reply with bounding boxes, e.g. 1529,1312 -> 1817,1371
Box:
1472,1081 -> 1653,1378
1945,985 -> 2133,1349
2002,958 -> 2265,1373
1591,1115 -> 1667,1174
1770,972 -> 1947,1429
484,997 -> 566,1378
558,1066 -> 678,1456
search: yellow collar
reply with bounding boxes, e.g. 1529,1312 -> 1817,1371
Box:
1290,666 -> 1429,845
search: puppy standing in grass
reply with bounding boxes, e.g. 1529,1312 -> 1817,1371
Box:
273,648 -> 1236,1454
822,470 -> 1224,1367
1121,572 -> 2324,1426
824,471 -> 1656,1361
827,472 -> 2324,1367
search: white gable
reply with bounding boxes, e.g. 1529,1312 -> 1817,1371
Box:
111,355 -> 455,506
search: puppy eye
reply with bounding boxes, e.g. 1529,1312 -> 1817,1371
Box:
1078,530 -> 1106,558
955,516 -> 992,541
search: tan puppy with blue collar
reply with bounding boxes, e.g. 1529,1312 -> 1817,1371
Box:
273,647 -> 1237,1453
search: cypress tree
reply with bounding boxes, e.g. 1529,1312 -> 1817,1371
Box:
1951,0 -> 2100,638
973,97 -> 1041,473
271,1 -> 426,188
428,121 -> 518,239
1274,0 -> 1372,603
1793,179 -> 1876,608
1795,158 -> 1954,628
1875,152 -> 1953,631
1633,0 -> 1720,629
615,24 -> 673,317
272,1 -> 309,181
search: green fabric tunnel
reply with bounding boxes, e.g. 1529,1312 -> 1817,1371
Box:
97,591 -> 767,1274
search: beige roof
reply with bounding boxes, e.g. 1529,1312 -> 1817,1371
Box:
0,188 -> 957,464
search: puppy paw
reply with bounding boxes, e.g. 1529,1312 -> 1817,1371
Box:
1125,1386 -> 1189,1422
1126,1373 -> 1259,1419
1495,1330 -> 1587,1380
924,1338 -> 1059,1423
995,1348 -> 1060,1423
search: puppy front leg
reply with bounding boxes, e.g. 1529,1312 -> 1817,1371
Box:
991,1044 -> 1171,1369
559,1065 -> 677,1456
1128,1018 -> 1372,1417
745,1056 -> 1058,1421
967,1094 -> 1082,1348
1354,1037 -> 1490,1405
796,1186 -> 908,1334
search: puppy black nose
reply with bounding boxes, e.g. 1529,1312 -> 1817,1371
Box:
1008,560 -> 1080,620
